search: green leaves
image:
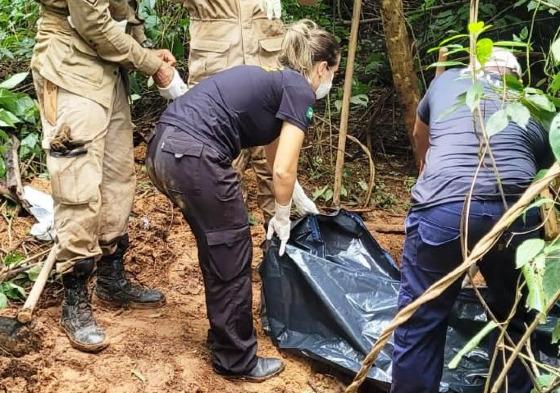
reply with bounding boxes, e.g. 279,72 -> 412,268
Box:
486,109 -> 509,137
26,265 -> 42,282
2,251 -> 24,266
468,21 -> 486,35
494,40 -> 529,48
480,99 -> 532,139
531,374 -> 557,393
551,37 -> 560,65
19,132 -> 39,160
549,113 -> 560,162
0,292 -> 7,309
476,38 -> 494,66
550,73 -> 560,96
448,321 -> 497,369
522,262 -> 547,313
517,237 -> 560,314
526,93 -> 556,113
0,282 -> 26,301
516,238 -> 545,269
466,82 -> 484,112
313,185 -> 334,202
428,61 -> 466,70
0,73 -> 41,180
553,320 -> 560,344
0,107 -> 20,128
0,89 -> 35,119
0,72 -> 28,89
506,102 -> 531,129
543,250 -> 560,300
533,168 -> 549,182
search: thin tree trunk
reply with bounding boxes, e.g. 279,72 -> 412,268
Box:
379,0 -> 420,156
333,0 -> 362,206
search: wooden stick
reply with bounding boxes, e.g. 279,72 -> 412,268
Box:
366,223 -> 405,234
347,135 -> 375,208
333,0 -> 362,207
435,47 -> 449,76
0,182 -> 12,201
0,248 -> 51,283
540,187 -> 558,240
4,135 -> 30,212
16,247 -> 56,324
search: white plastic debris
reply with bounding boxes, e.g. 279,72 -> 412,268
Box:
23,186 -> 55,241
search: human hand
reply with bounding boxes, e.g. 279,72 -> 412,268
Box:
266,201 -> 291,256
292,180 -> 319,216
258,0 -> 282,20
153,62 -> 174,88
153,49 -> 177,67
158,69 -> 189,100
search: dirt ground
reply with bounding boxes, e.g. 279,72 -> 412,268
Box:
0,146 -> 409,393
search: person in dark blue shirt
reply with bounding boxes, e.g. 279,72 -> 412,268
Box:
146,20 -> 340,382
391,49 -> 554,393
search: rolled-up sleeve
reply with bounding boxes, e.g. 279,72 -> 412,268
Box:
67,0 -> 163,76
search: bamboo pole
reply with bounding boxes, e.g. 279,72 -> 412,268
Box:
333,0 -> 362,207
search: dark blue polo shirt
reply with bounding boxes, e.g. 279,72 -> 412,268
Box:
158,65 -> 316,159
412,68 -> 554,210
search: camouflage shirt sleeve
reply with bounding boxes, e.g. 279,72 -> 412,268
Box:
67,0 -> 163,75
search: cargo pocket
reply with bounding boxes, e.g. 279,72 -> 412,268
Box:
189,39 -> 230,82
258,37 -> 283,69
59,37 -> 104,87
205,226 -> 252,282
215,165 -> 241,203
49,153 -> 100,205
416,219 -> 461,273
160,135 -> 204,194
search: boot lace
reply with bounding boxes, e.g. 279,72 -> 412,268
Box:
76,287 -> 96,327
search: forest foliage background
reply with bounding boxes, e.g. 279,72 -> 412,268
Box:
0,0 -> 558,206
0,1 -> 559,390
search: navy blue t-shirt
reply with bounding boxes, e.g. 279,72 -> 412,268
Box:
158,65 -> 316,159
412,68 -> 554,210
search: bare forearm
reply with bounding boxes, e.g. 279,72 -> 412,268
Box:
274,169 -> 296,205
268,123 -> 305,206
413,117 -> 429,172
265,139 -> 295,204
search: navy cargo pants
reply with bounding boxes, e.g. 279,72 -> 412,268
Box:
391,201 -> 540,393
146,124 -> 257,374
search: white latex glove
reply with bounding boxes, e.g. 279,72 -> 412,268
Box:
114,19 -> 128,33
292,180 -> 319,216
267,200 -> 291,256
258,0 -> 282,20
157,69 -> 189,100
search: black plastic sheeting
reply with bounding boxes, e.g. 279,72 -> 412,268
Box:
260,210 -> 559,392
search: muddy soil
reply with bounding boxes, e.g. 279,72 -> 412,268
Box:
0,147 -> 409,393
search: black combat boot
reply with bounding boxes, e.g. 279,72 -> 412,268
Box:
95,235 -> 166,309
61,258 -> 109,353
216,357 -> 285,382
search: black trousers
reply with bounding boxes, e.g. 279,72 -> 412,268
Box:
392,201 -> 539,393
146,124 -> 257,374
